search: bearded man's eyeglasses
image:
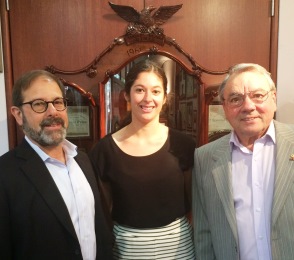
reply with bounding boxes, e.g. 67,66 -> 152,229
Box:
20,97 -> 67,113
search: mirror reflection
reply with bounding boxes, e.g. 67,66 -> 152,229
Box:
104,55 -> 201,143
208,94 -> 232,142
64,85 -> 92,138
61,81 -> 99,153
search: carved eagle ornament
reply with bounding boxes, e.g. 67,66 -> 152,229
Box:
109,2 -> 182,35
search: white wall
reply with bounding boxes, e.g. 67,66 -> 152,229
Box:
0,0 -> 293,155
0,25 -> 9,156
276,0 -> 294,123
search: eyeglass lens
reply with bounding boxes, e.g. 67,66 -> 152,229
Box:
226,90 -> 271,108
31,98 -> 67,113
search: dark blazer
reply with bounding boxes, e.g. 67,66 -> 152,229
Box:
193,120 -> 294,260
0,139 -> 113,260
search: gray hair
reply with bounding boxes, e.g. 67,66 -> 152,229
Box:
218,63 -> 276,101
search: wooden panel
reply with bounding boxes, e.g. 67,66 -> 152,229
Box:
1,0 -> 279,148
148,0 -> 273,85
7,0 -> 274,83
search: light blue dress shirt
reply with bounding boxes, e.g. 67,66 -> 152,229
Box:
230,121 -> 275,260
25,136 -> 96,260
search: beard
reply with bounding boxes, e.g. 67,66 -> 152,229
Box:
23,116 -> 67,147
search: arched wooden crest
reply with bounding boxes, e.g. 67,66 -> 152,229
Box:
46,2 -> 227,83
46,2 -> 228,146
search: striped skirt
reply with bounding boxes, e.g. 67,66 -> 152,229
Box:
112,216 -> 195,259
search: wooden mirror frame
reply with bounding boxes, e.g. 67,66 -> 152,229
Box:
98,54 -> 204,145
46,3 -> 229,147
47,38 -> 227,147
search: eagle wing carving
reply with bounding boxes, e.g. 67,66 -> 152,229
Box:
152,4 -> 183,26
108,2 -> 141,23
109,2 -> 182,27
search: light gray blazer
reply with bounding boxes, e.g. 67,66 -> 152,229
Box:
193,120 -> 294,260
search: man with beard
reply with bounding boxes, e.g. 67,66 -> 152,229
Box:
0,70 -> 113,260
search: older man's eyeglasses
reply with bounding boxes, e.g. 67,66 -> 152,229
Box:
20,97 -> 67,113
223,89 -> 273,108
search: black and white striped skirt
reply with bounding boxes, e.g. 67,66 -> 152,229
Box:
113,216 -> 195,259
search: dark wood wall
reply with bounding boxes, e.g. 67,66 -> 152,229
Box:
0,0 -> 279,148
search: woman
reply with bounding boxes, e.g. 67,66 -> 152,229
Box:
90,60 -> 196,259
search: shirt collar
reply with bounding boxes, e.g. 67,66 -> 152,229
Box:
25,135 -> 77,162
229,120 -> 276,150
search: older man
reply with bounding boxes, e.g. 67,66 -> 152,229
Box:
193,63 -> 294,260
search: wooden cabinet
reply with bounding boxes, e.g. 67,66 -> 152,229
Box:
0,0 -> 279,149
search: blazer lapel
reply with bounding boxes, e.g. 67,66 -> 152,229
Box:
16,141 -> 78,241
212,135 -> 238,242
272,121 -> 294,226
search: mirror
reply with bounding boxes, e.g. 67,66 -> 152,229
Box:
46,2 -> 228,148
61,78 -> 99,152
100,54 -> 203,146
204,85 -> 232,142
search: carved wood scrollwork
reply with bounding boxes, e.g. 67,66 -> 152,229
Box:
46,2 -> 228,82
46,33 -> 227,82
60,78 -> 96,106
45,2 -> 229,146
